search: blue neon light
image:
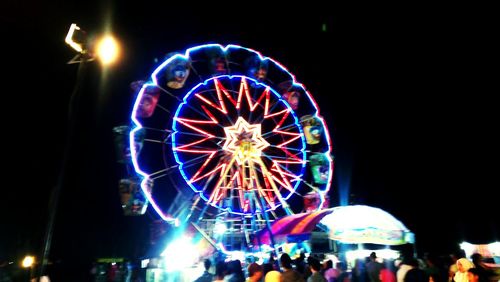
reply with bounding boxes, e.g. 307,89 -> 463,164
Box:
171,75 -> 306,215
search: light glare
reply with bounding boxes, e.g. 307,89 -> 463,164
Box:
95,35 -> 120,66
161,237 -> 198,272
22,256 -> 35,268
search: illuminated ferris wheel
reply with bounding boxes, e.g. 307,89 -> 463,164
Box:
128,44 -> 333,248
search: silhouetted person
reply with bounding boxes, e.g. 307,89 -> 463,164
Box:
280,253 -> 305,282
423,253 -> 443,282
404,269 -> 428,282
366,252 -> 383,282
397,257 -> 417,282
214,261 -> 227,282
308,257 -> 327,282
226,260 -> 245,282
470,253 -> 496,282
247,262 -> 264,282
336,262 -> 350,282
194,259 -> 213,282
322,260 -> 338,282
353,258 -> 368,282
466,268 -> 480,282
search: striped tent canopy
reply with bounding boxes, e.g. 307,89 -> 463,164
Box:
255,205 -> 414,247
255,208 -> 334,246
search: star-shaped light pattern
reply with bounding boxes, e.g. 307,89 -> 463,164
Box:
172,75 -> 306,215
222,117 -> 270,165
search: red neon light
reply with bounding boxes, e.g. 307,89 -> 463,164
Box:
258,165 -> 276,209
273,130 -> 301,148
215,78 -> 237,107
280,147 -> 304,163
270,161 -> 295,194
201,105 -> 218,123
190,160 -> 224,184
271,165 -> 300,180
274,111 -> 290,130
195,91 -> 228,114
176,118 -> 216,137
175,137 -> 216,153
264,109 -> 288,119
264,89 -> 270,115
235,78 -> 269,112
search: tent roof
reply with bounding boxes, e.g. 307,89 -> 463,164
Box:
320,205 -> 413,245
256,208 -> 334,245
255,205 -> 414,247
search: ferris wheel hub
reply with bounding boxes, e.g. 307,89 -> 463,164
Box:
222,117 -> 270,165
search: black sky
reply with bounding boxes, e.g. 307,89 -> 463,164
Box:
1,1 -> 498,266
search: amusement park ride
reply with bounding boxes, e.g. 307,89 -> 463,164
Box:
113,44 -> 334,258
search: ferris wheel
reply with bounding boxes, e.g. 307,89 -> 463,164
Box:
128,44 -> 333,249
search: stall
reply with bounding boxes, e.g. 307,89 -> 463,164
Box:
255,205 -> 415,264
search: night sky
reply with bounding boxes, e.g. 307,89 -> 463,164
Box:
1,1 -> 498,268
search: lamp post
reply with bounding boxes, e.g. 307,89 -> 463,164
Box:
37,23 -> 121,279
22,255 -> 35,281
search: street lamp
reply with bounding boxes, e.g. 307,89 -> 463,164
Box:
22,255 -> 34,268
95,34 -> 121,66
38,23 -> 121,279
64,23 -> 121,65
22,255 -> 35,281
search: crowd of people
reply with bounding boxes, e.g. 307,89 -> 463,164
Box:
192,250 -> 499,282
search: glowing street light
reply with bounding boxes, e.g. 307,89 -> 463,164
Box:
22,255 -> 35,281
22,255 -> 35,268
95,35 -> 121,66
64,23 -> 122,65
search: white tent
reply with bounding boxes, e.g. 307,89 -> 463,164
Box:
319,205 -> 414,245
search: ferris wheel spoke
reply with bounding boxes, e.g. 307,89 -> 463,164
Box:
249,161 -> 278,211
270,164 -> 302,183
175,153 -> 214,169
300,178 -> 323,193
266,144 -> 303,153
154,103 -> 171,114
245,83 -> 271,124
261,154 -> 301,175
155,84 -> 182,102
254,159 -> 293,215
262,97 -> 284,119
174,130 -> 216,140
142,138 -> 166,144
168,87 -> 231,128
261,152 -> 302,166
137,85 -> 227,132
187,153 -> 224,184
188,62 -> 208,83
192,83 -> 238,126
261,122 -> 300,138
174,136 -> 217,152
207,155 -> 237,205
146,166 -> 178,180
254,160 -> 301,195
236,78 -> 269,112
